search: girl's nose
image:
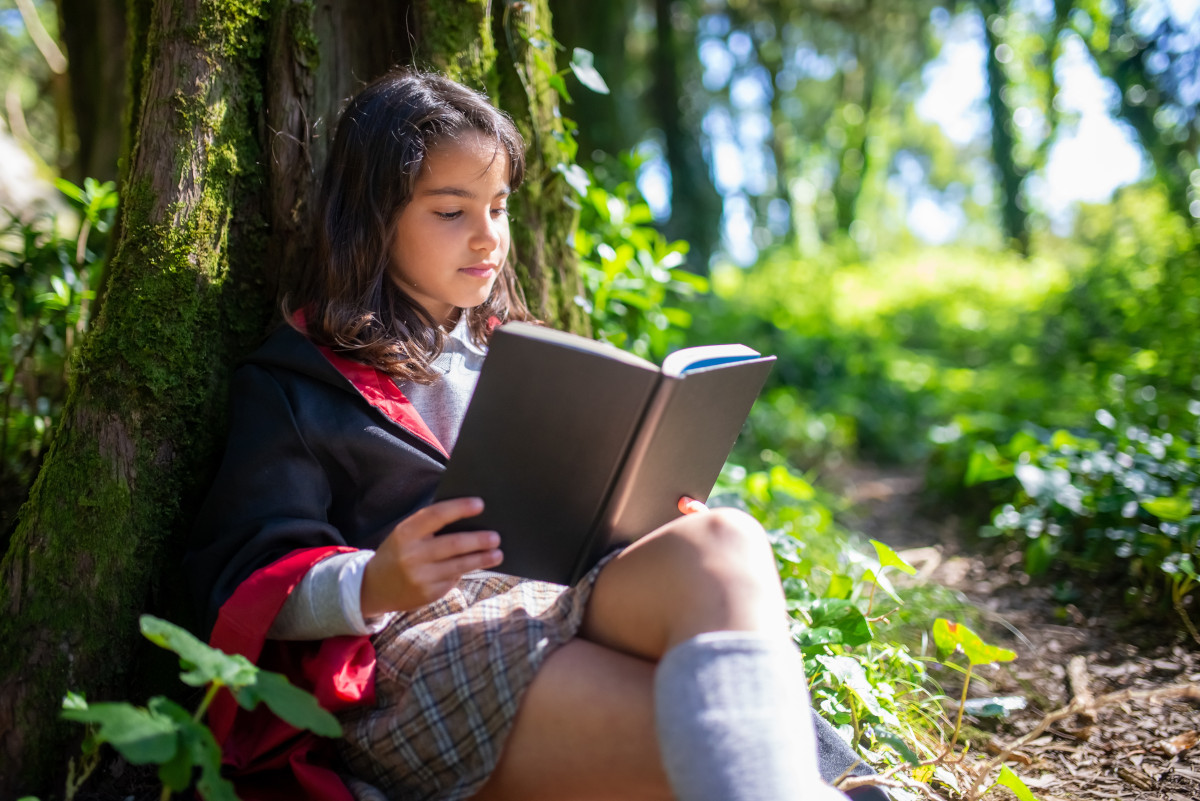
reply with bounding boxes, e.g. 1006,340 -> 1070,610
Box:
469,212 -> 504,252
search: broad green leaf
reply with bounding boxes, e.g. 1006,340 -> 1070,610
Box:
994,765 -> 1040,801
152,698 -> 238,801
569,48 -> 610,94
965,444 -> 1013,485
62,691 -> 88,711
54,178 -> 86,204
61,701 -> 179,764
150,698 -> 198,791
825,573 -> 854,600
233,671 -> 342,738
769,465 -> 815,500
870,540 -> 917,575
932,619 -> 1016,666
1141,492 -> 1194,522
798,599 -> 872,648
862,568 -> 902,605
140,615 -> 258,689
815,655 -> 901,728
1024,534 -> 1054,577
874,730 -> 921,765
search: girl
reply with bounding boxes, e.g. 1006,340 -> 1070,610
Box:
187,70 -> 877,801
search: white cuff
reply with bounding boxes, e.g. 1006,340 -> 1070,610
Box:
268,550 -> 396,640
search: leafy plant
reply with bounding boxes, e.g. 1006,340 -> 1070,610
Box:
569,158 -> 707,360
964,385 -> 1200,637
1,178 -> 116,532
931,619 -> 1017,751
44,615 -> 340,801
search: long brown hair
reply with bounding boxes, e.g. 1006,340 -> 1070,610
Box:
287,70 -> 535,383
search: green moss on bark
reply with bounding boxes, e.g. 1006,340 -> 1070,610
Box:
0,0 -> 274,793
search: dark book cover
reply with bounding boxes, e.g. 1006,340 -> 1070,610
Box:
434,323 -> 775,584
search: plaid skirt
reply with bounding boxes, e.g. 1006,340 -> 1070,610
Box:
335,557 -> 613,801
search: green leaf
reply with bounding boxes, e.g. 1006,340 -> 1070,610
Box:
61,701 -> 180,764
768,465 -> 815,500
825,573 -> 854,600
932,619 -> 1016,666
815,655 -> 901,727
1024,534 -> 1055,577
798,599 -> 872,648
152,697 -> 239,801
54,178 -> 86,204
569,48 -> 610,94
870,540 -> 917,575
965,443 -> 1013,485
61,691 -> 88,712
862,568 -> 902,605
994,765 -> 1041,801
1141,492 -> 1194,522
233,671 -> 342,738
140,615 -> 258,689
874,730 -> 922,765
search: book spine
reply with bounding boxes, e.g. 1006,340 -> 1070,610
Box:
567,375 -> 681,581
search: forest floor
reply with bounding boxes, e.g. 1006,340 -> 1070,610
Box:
836,464 -> 1200,801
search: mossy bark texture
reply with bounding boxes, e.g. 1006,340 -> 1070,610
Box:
0,0 -> 579,794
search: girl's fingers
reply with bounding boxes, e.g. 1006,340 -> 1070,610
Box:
391,496 -> 485,541
420,530 -> 501,562
421,548 -> 505,583
678,496 -> 708,515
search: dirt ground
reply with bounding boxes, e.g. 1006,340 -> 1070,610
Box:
838,465 -> 1200,801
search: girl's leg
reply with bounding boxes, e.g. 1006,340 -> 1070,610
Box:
474,508 -> 838,801
579,506 -> 789,659
472,638 -> 672,801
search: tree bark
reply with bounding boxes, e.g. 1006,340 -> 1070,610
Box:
0,0 -> 579,795
980,0 -> 1031,255
56,0 -> 127,184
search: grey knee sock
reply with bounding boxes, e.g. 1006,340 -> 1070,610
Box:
654,631 -> 847,801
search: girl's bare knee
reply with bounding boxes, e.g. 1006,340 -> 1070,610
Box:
684,508 -> 777,579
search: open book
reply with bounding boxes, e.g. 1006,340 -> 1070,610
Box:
434,322 -> 775,585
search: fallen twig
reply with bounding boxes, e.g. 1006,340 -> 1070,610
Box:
964,681 -> 1200,800
1066,655 -> 1096,726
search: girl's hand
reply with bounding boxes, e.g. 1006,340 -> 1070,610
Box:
677,496 -> 709,515
360,497 -> 502,617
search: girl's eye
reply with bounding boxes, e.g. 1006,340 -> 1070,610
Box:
491,207 -> 509,219
435,211 -> 463,220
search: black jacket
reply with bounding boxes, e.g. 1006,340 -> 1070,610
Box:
186,325 -> 450,635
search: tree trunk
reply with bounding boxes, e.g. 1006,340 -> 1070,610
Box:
0,0 -> 579,795
57,0 -> 127,184
654,0 -> 722,273
979,0 -> 1031,255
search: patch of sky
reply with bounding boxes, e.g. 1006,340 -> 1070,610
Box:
699,13 -> 731,38
792,44 -> 838,82
915,6 -> 1147,237
722,194 -> 758,265
1,9 -> 24,34
634,139 -> 672,221
730,68 -> 772,110
700,38 -> 734,91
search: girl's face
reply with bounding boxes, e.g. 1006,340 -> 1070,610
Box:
388,130 -> 512,327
